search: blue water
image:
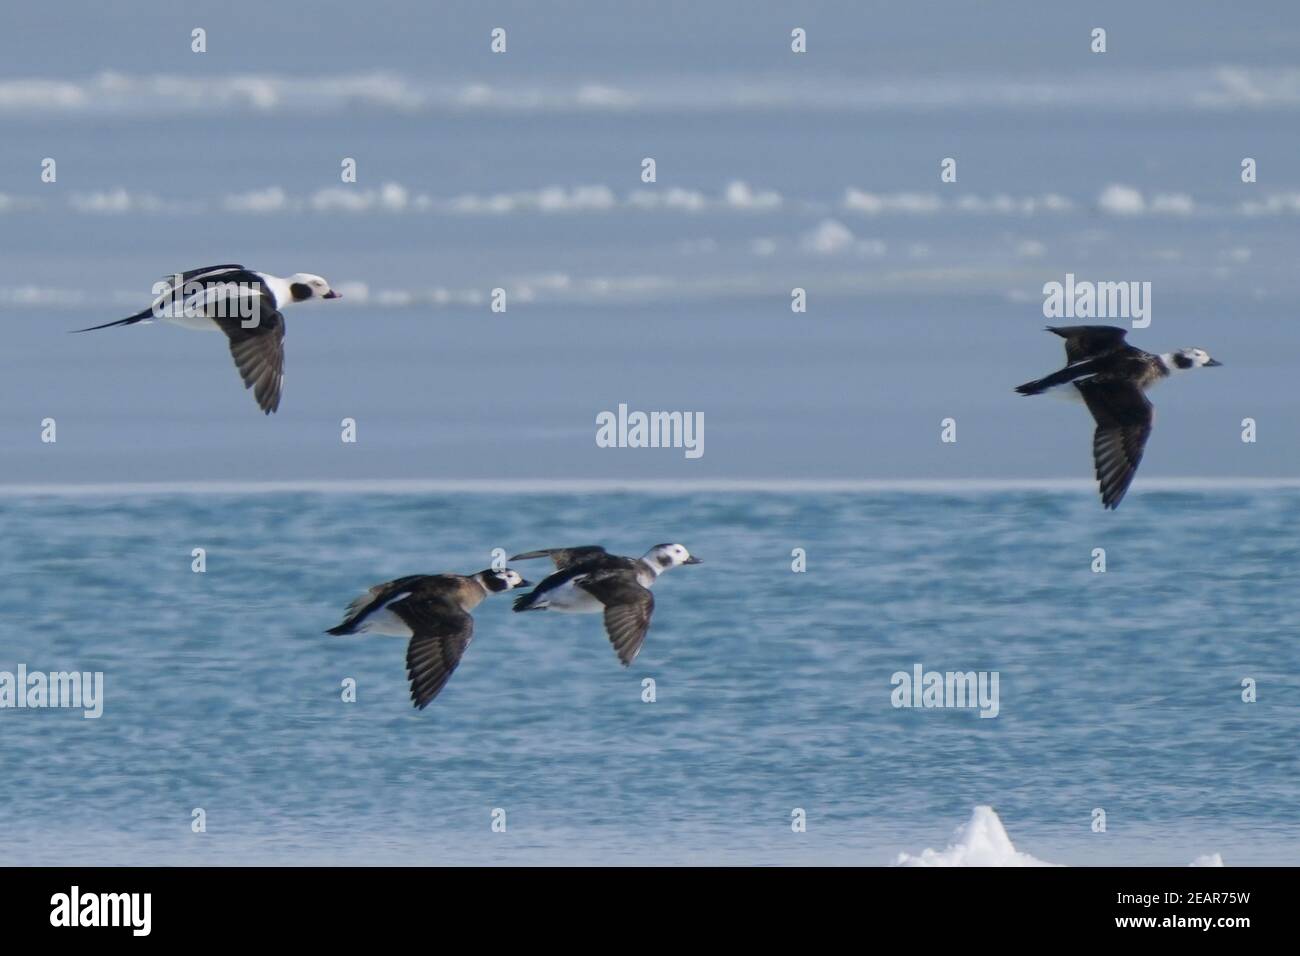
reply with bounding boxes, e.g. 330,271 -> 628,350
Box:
1,487 -> 1295,864
1,0 -> 1298,866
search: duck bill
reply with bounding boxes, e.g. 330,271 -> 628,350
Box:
1205,358 -> 1222,366
684,556 -> 702,564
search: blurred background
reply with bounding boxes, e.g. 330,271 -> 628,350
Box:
1,0 -> 1297,483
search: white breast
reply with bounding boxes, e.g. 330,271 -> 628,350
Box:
356,598 -> 415,637
163,314 -> 222,332
1046,381 -> 1087,404
535,577 -> 605,613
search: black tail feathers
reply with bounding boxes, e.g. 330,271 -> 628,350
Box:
71,310 -> 151,333
1015,360 -> 1097,396
512,593 -> 542,612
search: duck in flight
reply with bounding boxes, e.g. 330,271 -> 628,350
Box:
510,544 -> 701,666
1015,325 -> 1222,509
73,264 -> 341,414
326,567 -> 529,709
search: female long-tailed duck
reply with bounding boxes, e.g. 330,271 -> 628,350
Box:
74,264 -> 341,414
510,544 -> 701,666
326,567 -> 528,709
1015,325 -> 1222,509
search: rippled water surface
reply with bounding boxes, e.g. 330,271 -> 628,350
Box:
1,488 -> 1295,864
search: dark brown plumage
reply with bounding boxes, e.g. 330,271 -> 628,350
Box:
327,569 -> 527,709
1075,379 -> 1153,510
508,545 -> 610,570
1016,325 -> 1221,510
511,543 -> 700,667
578,571 -> 656,666
216,308 -> 284,415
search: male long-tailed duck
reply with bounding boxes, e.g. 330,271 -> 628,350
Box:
326,567 -> 528,709
1015,325 -> 1222,509
511,544 -> 701,665
74,264 -> 341,414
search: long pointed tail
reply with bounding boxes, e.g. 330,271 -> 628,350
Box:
512,591 -> 545,612
325,623 -> 356,636
1015,360 -> 1097,396
70,309 -> 152,333
1015,376 -> 1055,396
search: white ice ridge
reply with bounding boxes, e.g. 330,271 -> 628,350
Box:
4,181 -> 1296,220
894,806 -> 1057,867
3,67 -> 1299,116
4,477 -> 1300,499
894,806 -> 1227,867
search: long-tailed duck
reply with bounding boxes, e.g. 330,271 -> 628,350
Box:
73,264 -> 341,414
510,544 -> 701,665
1016,325 -> 1222,509
326,567 -> 528,709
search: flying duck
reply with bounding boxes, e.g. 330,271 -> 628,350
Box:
74,264 -> 341,414
511,544 -> 701,666
326,567 -> 529,709
1015,325 -> 1222,509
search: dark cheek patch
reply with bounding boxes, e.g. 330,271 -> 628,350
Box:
290,282 -> 312,302
1173,353 -> 1193,369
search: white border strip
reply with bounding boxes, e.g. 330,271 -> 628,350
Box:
1,477 -> 1299,498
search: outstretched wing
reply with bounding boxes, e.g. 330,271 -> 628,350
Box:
215,304 -> 285,414
576,571 -> 655,666
392,597 -> 476,709
510,546 -> 609,569
1047,325 -> 1129,364
1076,379 -> 1154,510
